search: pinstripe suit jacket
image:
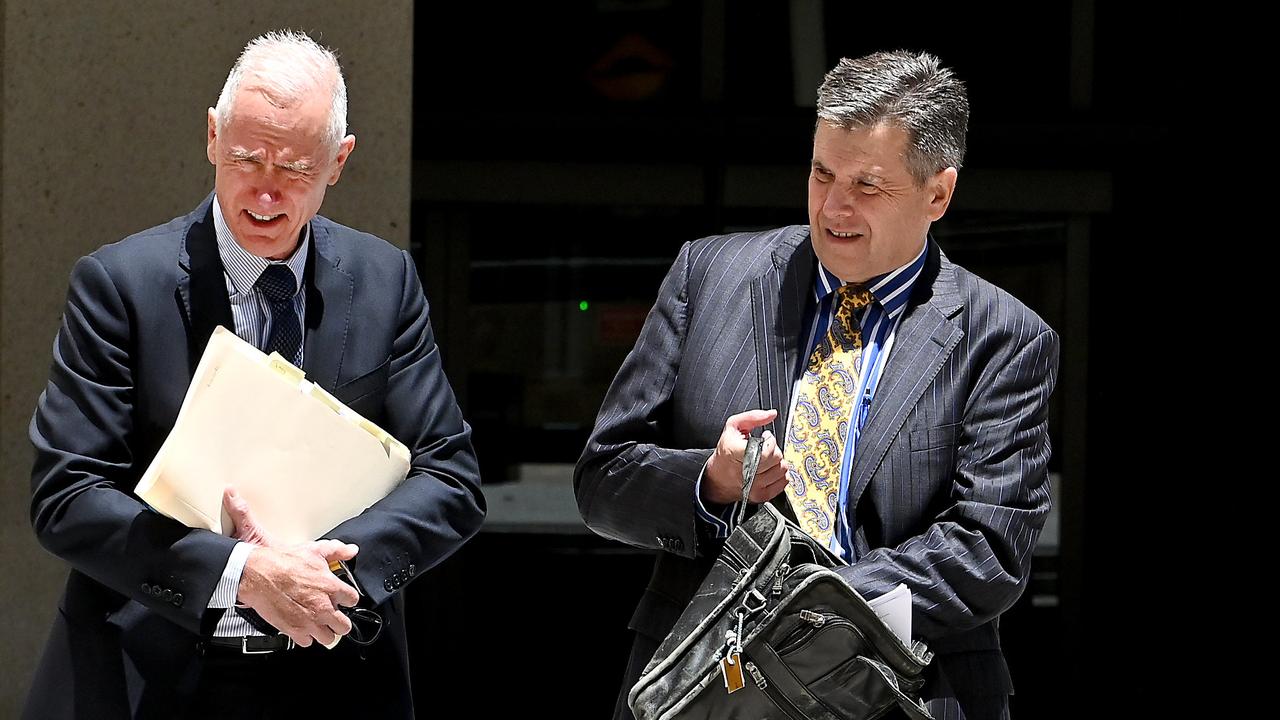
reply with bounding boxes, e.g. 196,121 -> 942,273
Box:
575,225 -> 1058,720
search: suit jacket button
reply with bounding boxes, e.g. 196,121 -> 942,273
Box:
672,538 -> 684,551
140,583 -> 150,595
162,589 -> 173,601
408,563 -> 416,574
172,593 -> 184,607
384,578 -> 394,592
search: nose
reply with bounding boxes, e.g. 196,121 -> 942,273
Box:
256,187 -> 280,208
823,184 -> 857,219
251,166 -> 284,207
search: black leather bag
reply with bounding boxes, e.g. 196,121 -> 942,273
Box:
629,439 -> 935,720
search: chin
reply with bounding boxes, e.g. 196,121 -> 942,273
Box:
815,248 -> 868,278
235,233 -> 285,258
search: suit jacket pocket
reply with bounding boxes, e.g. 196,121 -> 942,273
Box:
105,601 -> 201,693
331,356 -> 391,408
908,423 -> 959,498
909,422 -> 960,452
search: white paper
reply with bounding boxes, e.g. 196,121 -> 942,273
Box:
136,326 -> 410,545
866,583 -> 912,645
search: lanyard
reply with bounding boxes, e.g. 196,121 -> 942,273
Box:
832,307 -> 902,560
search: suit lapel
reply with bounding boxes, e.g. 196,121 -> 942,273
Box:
845,239 -> 965,514
301,220 -> 353,392
751,226 -> 814,524
178,197 -> 233,373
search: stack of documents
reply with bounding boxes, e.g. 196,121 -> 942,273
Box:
867,583 -> 913,645
136,326 -> 410,545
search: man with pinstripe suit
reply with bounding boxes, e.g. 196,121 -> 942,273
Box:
576,51 -> 1058,719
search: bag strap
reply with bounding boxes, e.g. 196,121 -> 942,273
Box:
735,435 -> 763,527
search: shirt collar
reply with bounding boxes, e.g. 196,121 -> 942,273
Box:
212,195 -> 309,297
813,238 -> 929,322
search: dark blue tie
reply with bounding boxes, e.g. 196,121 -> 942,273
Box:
256,264 -> 301,365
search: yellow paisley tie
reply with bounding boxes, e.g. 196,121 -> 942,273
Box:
783,283 -> 874,546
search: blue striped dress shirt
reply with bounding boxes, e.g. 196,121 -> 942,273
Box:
696,239 -> 929,561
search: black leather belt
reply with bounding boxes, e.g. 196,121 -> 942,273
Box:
200,635 -> 296,655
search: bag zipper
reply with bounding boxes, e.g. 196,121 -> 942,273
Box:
742,659 -> 806,720
774,611 -> 859,656
771,563 -> 791,596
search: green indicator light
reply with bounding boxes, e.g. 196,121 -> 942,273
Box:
579,300 -> 590,312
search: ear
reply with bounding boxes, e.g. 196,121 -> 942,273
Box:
925,166 -> 958,222
327,134 -> 357,186
206,108 -> 218,166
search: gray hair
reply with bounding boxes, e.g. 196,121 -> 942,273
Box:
214,30 -> 348,157
816,50 -> 968,184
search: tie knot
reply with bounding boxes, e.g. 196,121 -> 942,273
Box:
837,283 -> 874,310
256,264 -> 297,304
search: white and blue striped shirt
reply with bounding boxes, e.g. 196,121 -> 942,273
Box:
697,239 -> 930,561
206,195 -> 310,637
212,195 -> 309,355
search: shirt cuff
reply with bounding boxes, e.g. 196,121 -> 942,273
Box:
694,461 -> 742,539
207,541 -> 254,609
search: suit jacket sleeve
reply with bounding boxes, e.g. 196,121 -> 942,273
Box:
574,241 -> 716,558
29,255 -> 237,633
836,324 -> 1059,641
329,250 -> 485,606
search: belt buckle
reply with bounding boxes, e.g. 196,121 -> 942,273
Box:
241,635 -> 293,655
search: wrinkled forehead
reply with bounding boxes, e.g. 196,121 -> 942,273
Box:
813,122 -> 912,169
223,85 -> 330,144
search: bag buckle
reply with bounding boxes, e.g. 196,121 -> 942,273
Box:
740,588 -> 767,615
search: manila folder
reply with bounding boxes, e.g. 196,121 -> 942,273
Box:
136,326 -> 410,546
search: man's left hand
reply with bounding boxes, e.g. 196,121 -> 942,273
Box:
223,486 -> 278,546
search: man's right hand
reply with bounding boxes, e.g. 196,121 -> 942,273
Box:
237,539 -> 360,647
702,409 -> 791,505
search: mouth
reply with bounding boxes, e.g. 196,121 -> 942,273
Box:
827,229 -> 862,240
245,210 -> 285,226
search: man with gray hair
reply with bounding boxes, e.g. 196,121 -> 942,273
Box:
577,50 -> 1057,719
26,30 -> 483,718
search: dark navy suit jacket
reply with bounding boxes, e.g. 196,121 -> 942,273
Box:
576,226 -> 1058,720
26,195 -> 485,718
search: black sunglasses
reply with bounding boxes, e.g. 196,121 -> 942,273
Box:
338,605 -> 383,646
